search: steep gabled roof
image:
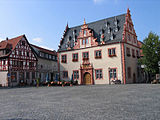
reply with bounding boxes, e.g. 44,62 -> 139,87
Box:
0,35 -> 25,58
0,35 -> 24,51
58,13 -> 126,51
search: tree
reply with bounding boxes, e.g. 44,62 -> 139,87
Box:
139,32 -> 160,75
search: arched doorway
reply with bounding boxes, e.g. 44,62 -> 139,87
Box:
83,72 -> 91,85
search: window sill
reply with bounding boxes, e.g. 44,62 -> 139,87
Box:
61,61 -> 67,63
95,56 -> 102,59
109,55 -> 116,57
83,58 -> 89,61
72,59 -> 78,62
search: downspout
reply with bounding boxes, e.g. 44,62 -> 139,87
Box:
57,52 -> 60,81
121,42 -> 126,84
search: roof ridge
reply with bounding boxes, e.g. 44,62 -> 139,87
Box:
68,13 -> 126,29
31,44 -> 56,52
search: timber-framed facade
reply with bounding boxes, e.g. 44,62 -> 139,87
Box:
0,35 -> 37,87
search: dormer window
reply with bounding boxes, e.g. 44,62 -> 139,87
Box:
75,35 -> 77,41
106,21 -> 110,28
110,32 -> 114,40
82,38 -> 89,45
86,38 -> 88,44
84,30 -> 86,36
108,27 -> 111,34
73,30 -> 77,34
82,39 -> 85,45
100,29 -> 104,34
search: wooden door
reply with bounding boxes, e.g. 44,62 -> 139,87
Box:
84,73 -> 91,85
133,73 -> 136,83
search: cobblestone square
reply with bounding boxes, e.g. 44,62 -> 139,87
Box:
0,84 -> 160,120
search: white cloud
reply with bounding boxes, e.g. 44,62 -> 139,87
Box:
32,37 -> 43,43
40,45 -> 54,51
93,0 -> 104,4
0,38 -> 4,42
93,0 -> 118,4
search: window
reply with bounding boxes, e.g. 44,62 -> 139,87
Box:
73,71 -> 79,80
63,71 -> 68,78
27,52 -> 29,57
126,47 -> 131,56
3,60 -> 5,65
109,68 -> 117,79
49,55 -> 52,59
20,61 -> 23,67
40,52 -> 44,57
32,72 -> 36,79
95,69 -> 103,79
128,34 -> 131,41
86,39 -> 88,44
19,51 -> 22,56
82,39 -> 85,45
45,54 -> 49,59
82,52 -> 89,60
61,55 -> 67,63
84,30 -> 86,36
132,49 -> 135,58
22,41 -> 25,46
72,53 -> 78,62
136,50 -> 140,58
52,56 -> 55,60
128,67 -> 131,79
134,36 -> 136,43
26,72 -> 30,79
108,48 -> 116,57
29,62 -> 34,68
82,39 -> 89,45
95,50 -> 102,59
108,27 -> 111,34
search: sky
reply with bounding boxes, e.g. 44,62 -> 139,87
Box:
0,0 -> 159,51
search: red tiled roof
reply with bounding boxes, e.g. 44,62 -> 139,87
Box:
137,41 -> 144,57
31,44 -> 57,56
0,41 -> 8,50
0,35 -> 24,58
0,35 -> 24,50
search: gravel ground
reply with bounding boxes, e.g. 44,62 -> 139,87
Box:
0,84 -> 160,120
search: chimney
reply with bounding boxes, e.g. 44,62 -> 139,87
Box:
6,37 -> 9,41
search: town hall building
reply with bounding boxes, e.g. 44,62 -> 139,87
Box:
57,9 -> 141,85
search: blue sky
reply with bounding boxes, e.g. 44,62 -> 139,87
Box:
0,0 -> 159,50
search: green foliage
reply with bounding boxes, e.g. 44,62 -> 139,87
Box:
139,32 -> 160,74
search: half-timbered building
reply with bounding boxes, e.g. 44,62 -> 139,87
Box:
0,35 -> 37,87
58,9 -> 142,85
